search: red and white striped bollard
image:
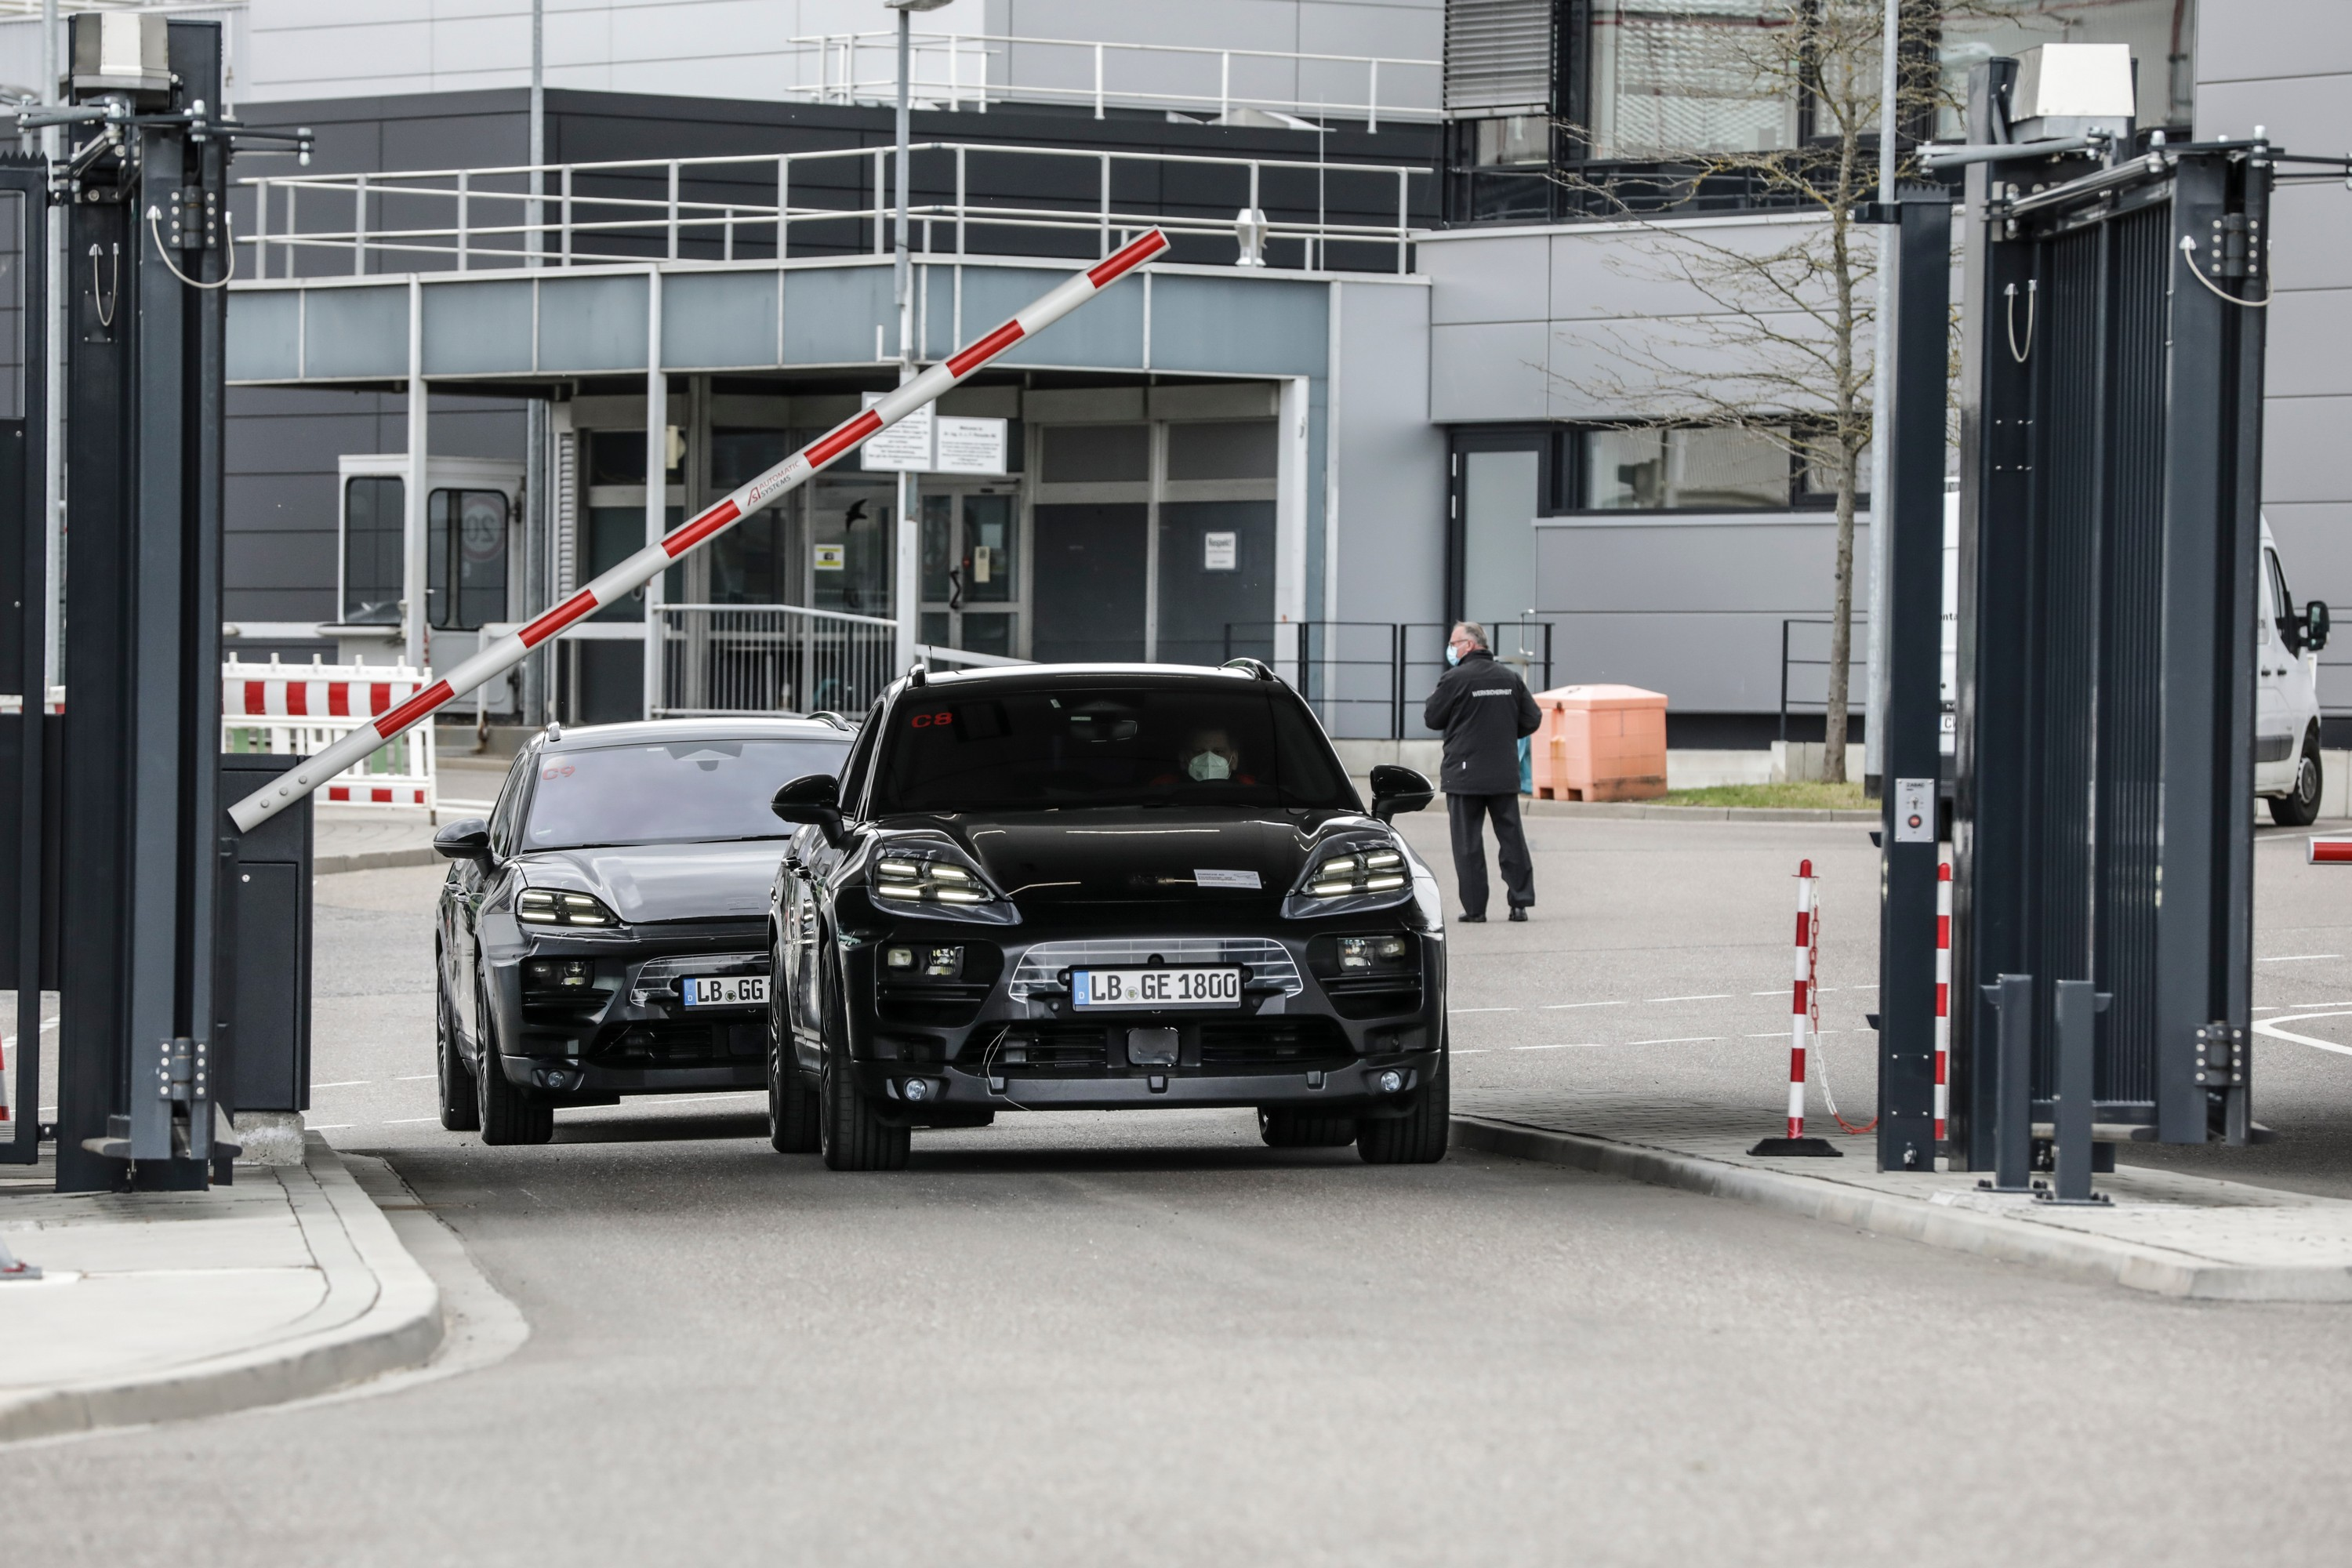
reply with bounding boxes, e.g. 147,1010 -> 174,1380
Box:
1934,860 -> 1952,1145
1784,858 -> 1816,1140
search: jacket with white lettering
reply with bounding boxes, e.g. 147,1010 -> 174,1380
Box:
1421,648 -> 1542,796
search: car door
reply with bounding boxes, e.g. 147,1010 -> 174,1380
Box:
2256,549 -> 2297,792
456,752 -> 534,1052
2269,545 -> 2320,765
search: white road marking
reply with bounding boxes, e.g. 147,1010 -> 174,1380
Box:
394,1074 -> 437,1081
1751,989 -> 1786,996
1512,1043 -> 1603,1051
1542,1000 -> 1628,1010
40,1017 -> 57,1031
1646,993 -> 1731,1003
2252,1010 -> 2352,1058
314,1080 -> 372,1089
1627,1036 -> 1722,1046
310,1123 -> 354,1131
1452,1048 -> 1492,1054
384,1116 -> 441,1124
1746,1031 -> 1788,1038
568,1091 -> 764,1111
2259,954 -> 2343,963
1448,1007 -> 1518,1014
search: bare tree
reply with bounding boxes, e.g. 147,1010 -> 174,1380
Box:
1551,1 -> 1959,782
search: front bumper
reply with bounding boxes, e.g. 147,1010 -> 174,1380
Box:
835,924 -> 1444,1119
483,920 -> 771,1096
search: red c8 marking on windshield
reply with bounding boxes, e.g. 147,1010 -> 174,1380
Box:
910,711 -> 953,728
543,764 -> 574,779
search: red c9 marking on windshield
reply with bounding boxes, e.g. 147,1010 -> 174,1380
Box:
910,711 -> 953,728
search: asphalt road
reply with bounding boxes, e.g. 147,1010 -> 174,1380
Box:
13,811 -> 2352,1565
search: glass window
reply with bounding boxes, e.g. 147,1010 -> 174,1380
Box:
1462,448 -> 1541,631
427,488 -> 509,630
0,191 -> 24,422
870,683 -> 1353,814
1588,2 -> 1802,160
1474,115 -> 1551,167
1166,420 -> 1279,482
810,478 -> 894,616
586,426 -> 681,486
524,737 -> 853,851
1581,427 -> 1791,510
1939,0 -> 2196,137
1040,423 -> 1148,485
341,475 -> 405,625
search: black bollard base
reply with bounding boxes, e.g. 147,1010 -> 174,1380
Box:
1748,1136 -> 1842,1157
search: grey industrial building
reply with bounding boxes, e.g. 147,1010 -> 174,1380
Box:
13,0 -> 2334,754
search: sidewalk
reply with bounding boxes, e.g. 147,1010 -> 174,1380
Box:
1455,1091 -> 2352,1301
315,805 -> 442,875
0,1134 -> 441,1444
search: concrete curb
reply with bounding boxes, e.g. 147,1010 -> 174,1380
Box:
0,1134 -> 443,1444
316,847 -> 441,875
1451,1115 -> 2352,1302
1517,800 -> 1879,824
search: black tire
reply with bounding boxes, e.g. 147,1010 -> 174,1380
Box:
817,975 -> 908,1171
474,976 -> 554,1146
768,967 -> 820,1154
2270,731 -> 2324,826
1356,1049 -> 1450,1166
1258,1108 -> 1357,1148
436,958 -> 479,1132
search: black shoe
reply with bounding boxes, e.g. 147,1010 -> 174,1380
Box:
1457,912 -> 1486,924
1508,907 -> 1528,922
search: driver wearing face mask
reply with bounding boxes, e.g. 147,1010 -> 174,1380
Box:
1175,728 -> 1254,785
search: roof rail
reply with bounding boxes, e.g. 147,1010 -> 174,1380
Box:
1221,657 -> 1277,681
809,710 -> 855,730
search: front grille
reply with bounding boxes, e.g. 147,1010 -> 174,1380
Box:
879,983 -> 994,1028
589,1020 -> 762,1067
1323,975 -> 1425,1020
961,1025 -> 1111,1073
1199,1018 -> 1354,1070
1008,937 -> 1303,1001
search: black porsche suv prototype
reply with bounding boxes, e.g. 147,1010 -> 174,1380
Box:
764,661 -> 1448,1171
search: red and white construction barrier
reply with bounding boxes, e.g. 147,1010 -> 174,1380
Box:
1784,858 -> 1817,1139
227,228 -> 1171,833
223,655 -> 437,811
2310,837 -> 2352,865
1,1025 -> 11,1126
1934,860 -> 1952,1143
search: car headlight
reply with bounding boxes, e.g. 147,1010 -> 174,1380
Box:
517,887 -> 619,927
865,842 -> 1020,926
1284,841 -> 1414,919
1338,935 -> 1411,970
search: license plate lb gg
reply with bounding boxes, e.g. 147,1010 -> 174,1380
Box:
1071,967 -> 1242,1009
682,975 -> 768,1008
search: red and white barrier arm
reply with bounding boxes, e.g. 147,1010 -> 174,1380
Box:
227,229 -> 1171,833
2311,837 -> 2352,865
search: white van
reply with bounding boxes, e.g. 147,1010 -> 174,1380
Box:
1939,500 -> 2330,825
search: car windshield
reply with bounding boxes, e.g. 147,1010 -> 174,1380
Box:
870,684 -> 1356,813
522,738 -> 851,851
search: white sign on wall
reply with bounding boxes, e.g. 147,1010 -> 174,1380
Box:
858,394 -> 934,471
1203,532 -> 1238,572
935,416 -> 1008,475
813,543 -> 846,572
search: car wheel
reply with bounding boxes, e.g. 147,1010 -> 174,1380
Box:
1258,1108 -> 1356,1148
1356,1047 -> 1450,1166
817,978 -> 908,1172
2271,731 -> 2325,826
474,975 -> 554,1146
768,976 -> 820,1154
437,958 -> 479,1132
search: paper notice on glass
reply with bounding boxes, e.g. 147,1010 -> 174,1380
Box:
935,416 -> 1008,475
814,543 -> 845,572
859,394 -> 933,471
1203,531 -> 1238,571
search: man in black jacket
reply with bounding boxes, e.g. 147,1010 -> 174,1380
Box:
1422,622 -> 1542,923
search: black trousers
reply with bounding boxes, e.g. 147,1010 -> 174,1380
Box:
1446,792 -> 1534,916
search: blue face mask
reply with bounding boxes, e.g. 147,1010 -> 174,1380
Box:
1445,645 -> 1463,666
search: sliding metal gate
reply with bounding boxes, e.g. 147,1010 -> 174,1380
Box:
1953,131 -> 2273,1160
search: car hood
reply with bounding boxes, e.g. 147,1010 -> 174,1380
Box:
517,840 -> 788,925
880,807 -> 1383,912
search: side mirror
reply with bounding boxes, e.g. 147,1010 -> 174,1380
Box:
1368,764 -> 1435,824
434,817 -> 492,862
771,772 -> 845,846
2308,601 -> 2332,654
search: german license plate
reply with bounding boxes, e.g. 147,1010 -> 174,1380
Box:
1072,967 -> 1242,1010
682,974 -> 768,1008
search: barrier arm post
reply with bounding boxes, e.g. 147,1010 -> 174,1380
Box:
227,228 -> 1171,833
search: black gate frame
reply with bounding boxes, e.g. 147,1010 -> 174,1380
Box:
1953,129 -> 2272,1163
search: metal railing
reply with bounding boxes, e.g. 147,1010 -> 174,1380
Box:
775,30 -> 1439,129
654,604 -> 898,719
1221,619 -> 1555,740
238,141 -> 1429,280
1779,616 -> 1867,742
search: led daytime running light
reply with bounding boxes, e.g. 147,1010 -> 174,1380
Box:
873,851 -> 995,907
1302,847 -> 1408,900
517,887 -> 619,927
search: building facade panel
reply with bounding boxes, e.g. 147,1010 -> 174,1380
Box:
423,278 -> 536,377
226,292 -> 302,384
299,285 -> 409,380
1428,318 -> 1548,421
663,270 -> 783,370
779,265 -> 895,365
537,273 -> 652,372
1146,273 -> 1329,376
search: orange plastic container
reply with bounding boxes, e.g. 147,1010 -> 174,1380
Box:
1530,684 -> 1668,801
